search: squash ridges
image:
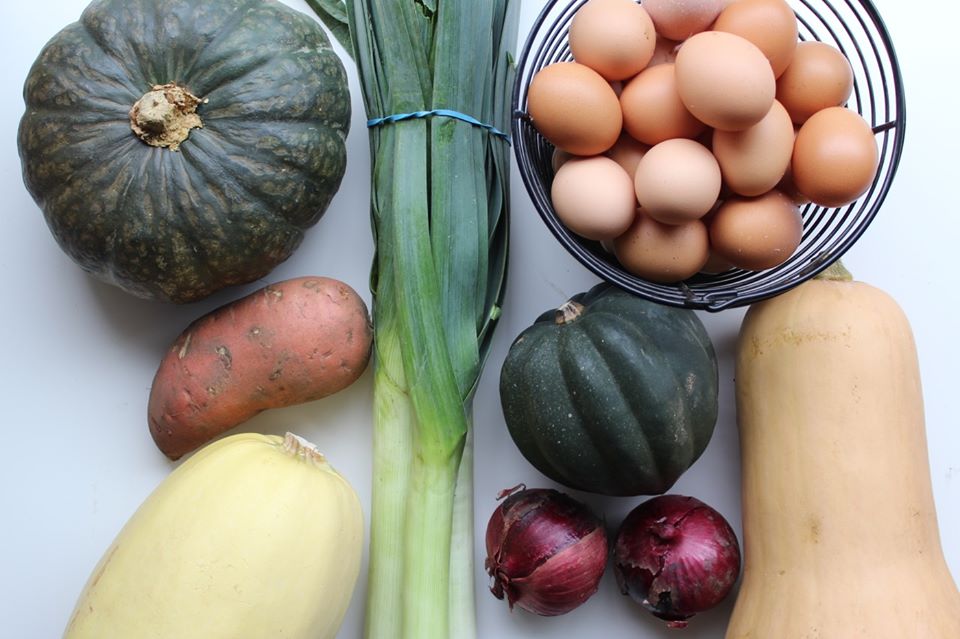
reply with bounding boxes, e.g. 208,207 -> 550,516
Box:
505,329 -> 580,486
574,314 -> 665,492
178,0 -> 263,88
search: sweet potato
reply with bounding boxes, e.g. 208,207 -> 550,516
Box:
148,276 -> 373,459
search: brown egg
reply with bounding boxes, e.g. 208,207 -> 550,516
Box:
620,63 -> 707,145
613,211 -> 710,283
551,156 -> 637,240
709,190 -> 802,270
634,138 -> 722,225
776,41 -> 855,124
569,0 -> 657,81
792,106 -> 878,208
648,37 -> 682,67
643,0 -> 724,41
551,148 -> 574,173
713,100 -> 795,196
713,0 -> 799,78
776,156 -> 810,205
605,133 -> 650,179
527,62 -> 623,156
675,31 -> 776,131
700,251 -> 734,274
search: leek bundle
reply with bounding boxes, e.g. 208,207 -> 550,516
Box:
306,2 -> 520,638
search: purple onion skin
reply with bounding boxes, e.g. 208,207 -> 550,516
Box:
613,494 -> 741,628
485,487 -> 608,616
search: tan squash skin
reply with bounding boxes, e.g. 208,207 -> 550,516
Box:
727,270 -> 960,638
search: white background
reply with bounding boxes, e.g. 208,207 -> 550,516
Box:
1,0 -> 957,637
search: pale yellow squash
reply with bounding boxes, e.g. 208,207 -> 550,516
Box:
727,265 -> 960,638
64,432 -> 363,639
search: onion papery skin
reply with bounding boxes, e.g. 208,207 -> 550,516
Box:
484,487 -> 608,616
613,494 -> 741,627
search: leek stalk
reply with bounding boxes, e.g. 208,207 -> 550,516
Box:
305,1 -> 520,637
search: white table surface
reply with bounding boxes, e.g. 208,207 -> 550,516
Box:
1,1 -> 956,637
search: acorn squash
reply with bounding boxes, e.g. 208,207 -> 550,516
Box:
18,0 -> 350,303
499,283 -> 719,496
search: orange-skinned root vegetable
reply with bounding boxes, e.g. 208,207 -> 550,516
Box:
726,262 -> 960,638
484,486 -> 608,616
148,276 -> 372,459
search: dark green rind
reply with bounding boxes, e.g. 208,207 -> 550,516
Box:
17,0 -> 350,303
499,283 -> 719,496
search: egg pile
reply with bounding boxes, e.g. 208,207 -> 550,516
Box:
528,0 -> 880,283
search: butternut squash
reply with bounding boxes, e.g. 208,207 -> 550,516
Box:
727,264 -> 960,638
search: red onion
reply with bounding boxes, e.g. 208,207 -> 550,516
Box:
484,486 -> 608,616
613,494 -> 740,628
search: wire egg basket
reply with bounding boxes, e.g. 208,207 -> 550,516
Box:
511,0 -> 906,311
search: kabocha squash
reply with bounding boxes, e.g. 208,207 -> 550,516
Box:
727,264 -> 960,638
18,0 -> 350,303
64,432 -> 363,639
499,283 -> 718,496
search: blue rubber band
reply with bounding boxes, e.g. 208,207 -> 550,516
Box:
367,108 -> 511,143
